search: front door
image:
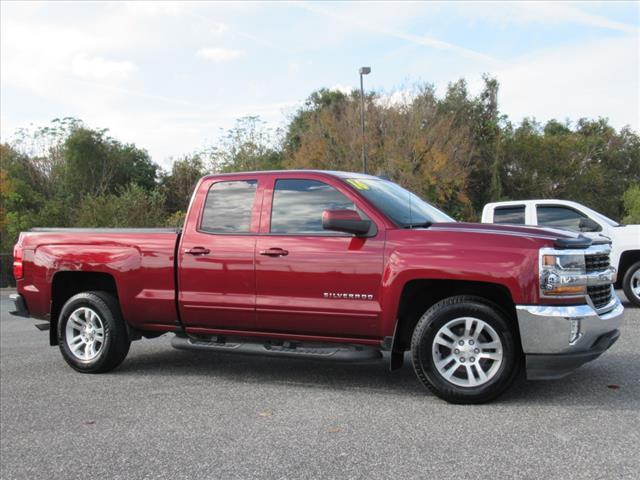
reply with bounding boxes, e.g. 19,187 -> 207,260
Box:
178,178 -> 260,331
255,177 -> 385,338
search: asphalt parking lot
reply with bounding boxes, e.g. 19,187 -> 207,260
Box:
1,289 -> 639,479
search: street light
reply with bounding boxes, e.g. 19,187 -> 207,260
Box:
359,66 -> 371,174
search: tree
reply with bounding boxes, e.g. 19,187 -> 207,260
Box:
208,117 -> 284,173
622,183 -> 640,224
159,154 -> 207,213
76,184 -> 166,228
60,127 -> 158,199
500,118 -> 640,220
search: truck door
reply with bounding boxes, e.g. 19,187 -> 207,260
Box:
178,177 -> 261,331
255,175 -> 385,338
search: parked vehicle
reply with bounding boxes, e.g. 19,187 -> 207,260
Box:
482,199 -> 640,307
10,171 -> 623,403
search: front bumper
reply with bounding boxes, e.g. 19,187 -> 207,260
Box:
516,294 -> 624,380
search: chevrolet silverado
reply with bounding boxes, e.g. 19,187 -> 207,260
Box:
10,171 -> 624,403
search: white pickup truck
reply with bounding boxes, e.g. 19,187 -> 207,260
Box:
482,199 -> 640,306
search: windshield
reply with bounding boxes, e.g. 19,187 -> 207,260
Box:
344,178 -> 455,226
585,208 -> 621,227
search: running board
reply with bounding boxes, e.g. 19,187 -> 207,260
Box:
171,335 -> 381,362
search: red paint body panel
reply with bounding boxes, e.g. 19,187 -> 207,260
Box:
17,232 -> 178,329
15,170 -> 580,347
252,173 -> 387,338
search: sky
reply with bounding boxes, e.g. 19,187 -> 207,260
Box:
1,1 -> 639,168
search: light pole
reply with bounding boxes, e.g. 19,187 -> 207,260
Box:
359,66 -> 371,174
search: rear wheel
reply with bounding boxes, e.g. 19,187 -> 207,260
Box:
622,261 -> 640,307
58,291 -> 131,373
411,296 -> 520,404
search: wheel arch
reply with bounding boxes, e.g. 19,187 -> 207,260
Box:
50,271 -> 118,346
616,250 -> 640,288
389,279 -> 518,370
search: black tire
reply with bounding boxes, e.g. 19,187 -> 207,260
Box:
622,261 -> 640,307
411,295 -> 520,404
58,291 -> 131,373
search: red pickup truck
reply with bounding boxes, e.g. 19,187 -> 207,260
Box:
10,170 -> 623,403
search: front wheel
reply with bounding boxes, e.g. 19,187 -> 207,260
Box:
58,291 -> 131,373
622,261 -> 640,307
411,296 -> 520,404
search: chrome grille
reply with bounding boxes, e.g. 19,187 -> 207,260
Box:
585,250 -> 613,310
588,285 -> 613,310
585,252 -> 610,273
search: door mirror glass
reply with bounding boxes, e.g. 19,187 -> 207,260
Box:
322,209 -> 371,236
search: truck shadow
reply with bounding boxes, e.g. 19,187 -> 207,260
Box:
117,347 -> 427,397
116,344 -> 639,407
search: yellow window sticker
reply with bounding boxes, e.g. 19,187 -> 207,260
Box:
346,179 -> 370,190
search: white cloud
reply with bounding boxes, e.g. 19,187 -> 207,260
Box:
491,35 -> 639,129
71,54 -> 137,81
196,47 -> 243,62
210,22 -> 229,35
121,2 -> 186,17
455,2 -> 638,33
298,2 -> 497,63
331,84 -> 354,95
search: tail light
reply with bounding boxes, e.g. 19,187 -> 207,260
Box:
13,244 -> 23,280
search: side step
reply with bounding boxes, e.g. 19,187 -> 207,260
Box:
171,335 -> 382,362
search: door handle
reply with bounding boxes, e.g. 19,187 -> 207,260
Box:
185,247 -> 210,255
259,248 -> 289,257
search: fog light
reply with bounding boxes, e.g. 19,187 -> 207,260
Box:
569,319 -> 582,345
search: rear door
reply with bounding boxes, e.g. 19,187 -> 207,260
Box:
178,176 -> 262,331
492,205 -> 526,225
254,175 -> 386,338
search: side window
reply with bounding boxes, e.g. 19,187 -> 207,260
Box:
494,206 -> 525,225
200,180 -> 257,233
536,205 -> 594,232
270,179 -> 356,234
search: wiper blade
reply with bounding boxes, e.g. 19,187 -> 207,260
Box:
403,221 -> 433,229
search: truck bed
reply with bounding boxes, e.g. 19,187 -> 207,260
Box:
17,228 -> 180,331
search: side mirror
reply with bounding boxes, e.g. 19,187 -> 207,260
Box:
579,217 -> 601,232
322,209 -> 371,236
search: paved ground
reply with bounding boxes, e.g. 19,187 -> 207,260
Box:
1,290 -> 639,480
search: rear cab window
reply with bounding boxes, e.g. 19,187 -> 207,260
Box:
200,180 -> 258,233
493,205 -> 525,225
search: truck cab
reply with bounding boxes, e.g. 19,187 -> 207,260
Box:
482,199 -> 640,306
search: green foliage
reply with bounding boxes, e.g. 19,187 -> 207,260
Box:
164,210 -> 187,229
622,184 -> 640,224
76,184 -> 166,228
209,116 -> 284,173
61,127 -> 157,199
160,154 -> 207,213
500,118 -> 639,220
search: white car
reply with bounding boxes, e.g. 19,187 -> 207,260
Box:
482,199 -> 640,306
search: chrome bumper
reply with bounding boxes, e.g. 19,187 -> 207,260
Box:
9,293 -> 30,318
516,293 -> 624,379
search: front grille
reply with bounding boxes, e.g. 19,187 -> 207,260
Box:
585,253 -> 610,273
588,285 -> 613,310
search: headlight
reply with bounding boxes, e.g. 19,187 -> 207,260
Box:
540,250 -> 586,297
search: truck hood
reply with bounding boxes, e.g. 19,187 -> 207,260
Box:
428,222 -> 591,244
